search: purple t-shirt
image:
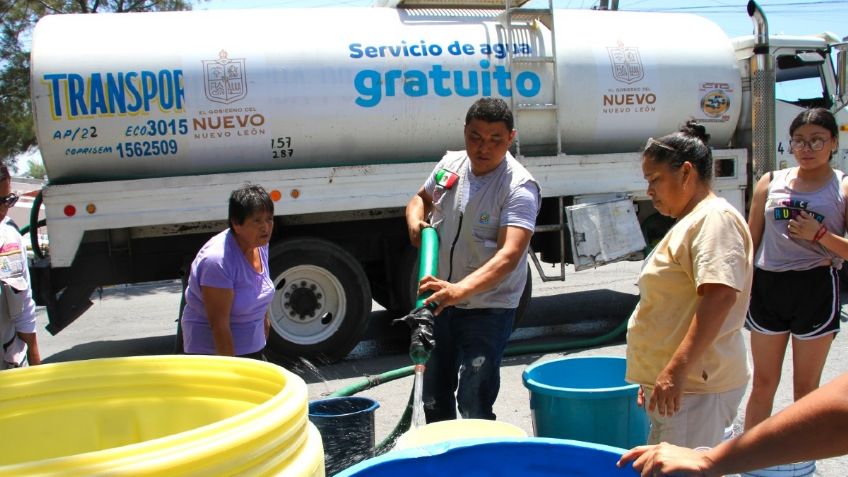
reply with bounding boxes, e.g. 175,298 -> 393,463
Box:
181,229 -> 274,355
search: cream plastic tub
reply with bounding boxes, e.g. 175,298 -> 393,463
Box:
0,355 -> 323,476
394,419 -> 527,450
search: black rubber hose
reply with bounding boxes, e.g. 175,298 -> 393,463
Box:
26,190 -> 45,259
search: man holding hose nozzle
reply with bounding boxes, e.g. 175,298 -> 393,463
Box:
405,97 -> 540,422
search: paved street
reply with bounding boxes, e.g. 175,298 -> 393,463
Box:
34,261 -> 848,475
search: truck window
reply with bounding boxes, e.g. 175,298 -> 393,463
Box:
775,52 -> 831,108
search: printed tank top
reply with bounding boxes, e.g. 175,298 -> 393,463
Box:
756,168 -> 846,271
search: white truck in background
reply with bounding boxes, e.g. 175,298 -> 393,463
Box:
27,0 -> 847,361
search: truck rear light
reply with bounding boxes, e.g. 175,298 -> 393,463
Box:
270,189 -> 282,201
86,203 -> 96,214
64,205 -> 76,217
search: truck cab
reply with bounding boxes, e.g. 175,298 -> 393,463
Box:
733,33 -> 848,176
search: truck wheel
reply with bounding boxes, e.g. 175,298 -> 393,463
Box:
641,212 -> 675,253
267,238 -> 371,363
393,244 -> 420,314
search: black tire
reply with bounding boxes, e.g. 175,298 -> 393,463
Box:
513,264 -> 533,331
173,261 -> 190,354
393,244 -> 421,314
267,238 -> 371,363
641,212 -> 675,253
173,318 -> 185,354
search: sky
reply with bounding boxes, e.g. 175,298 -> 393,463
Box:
193,0 -> 846,40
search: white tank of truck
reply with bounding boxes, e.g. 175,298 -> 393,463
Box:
30,7 -> 740,184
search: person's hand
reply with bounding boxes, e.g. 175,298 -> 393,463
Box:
788,211 -> 824,242
418,275 -> 467,315
617,443 -> 714,477
650,366 -> 684,417
264,315 -> 271,339
407,219 -> 430,248
637,385 -> 646,408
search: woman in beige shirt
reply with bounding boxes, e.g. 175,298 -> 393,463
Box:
626,121 -> 753,449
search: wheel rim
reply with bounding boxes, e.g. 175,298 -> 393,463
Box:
270,264 -> 347,345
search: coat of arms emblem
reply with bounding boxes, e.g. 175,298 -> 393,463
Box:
607,43 -> 644,84
203,50 -> 247,104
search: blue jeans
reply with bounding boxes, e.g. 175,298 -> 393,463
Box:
422,307 -> 515,422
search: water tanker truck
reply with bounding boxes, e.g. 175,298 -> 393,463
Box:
28,0 -> 848,361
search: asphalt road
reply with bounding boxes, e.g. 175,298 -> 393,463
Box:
33,260 -> 848,476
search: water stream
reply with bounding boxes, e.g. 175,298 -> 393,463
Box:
293,357 -> 332,396
410,364 -> 426,429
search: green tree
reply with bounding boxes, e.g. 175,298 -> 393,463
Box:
27,157 -> 46,179
0,0 -> 195,165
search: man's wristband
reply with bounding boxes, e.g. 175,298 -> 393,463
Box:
813,225 -> 828,242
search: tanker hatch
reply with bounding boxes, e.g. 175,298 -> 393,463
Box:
376,0 -> 531,8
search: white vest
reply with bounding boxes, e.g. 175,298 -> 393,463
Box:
429,151 -> 539,309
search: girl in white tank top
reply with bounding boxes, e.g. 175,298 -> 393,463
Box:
744,108 -> 848,445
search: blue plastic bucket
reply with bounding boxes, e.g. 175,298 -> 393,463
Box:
308,396 -> 380,476
335,437 -> 632,476
522,356 -> 648,449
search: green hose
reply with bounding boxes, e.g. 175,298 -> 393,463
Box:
327,365 -> 415,398
415,227 -> 439,308
329,318 -> 628,399
374,389 -> 414,454
503,316 -> 628,356
27,190 -> 45,259
19,219 -> 46,237
329,315 -> 630,456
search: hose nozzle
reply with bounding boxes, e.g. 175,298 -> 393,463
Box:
393,305 -> 435,365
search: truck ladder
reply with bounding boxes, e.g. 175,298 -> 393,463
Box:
504,0 -> 566,282
503,0 -> 562,157
387,0 -> 567,283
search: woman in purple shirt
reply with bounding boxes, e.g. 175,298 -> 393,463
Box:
181,184 -> 275,358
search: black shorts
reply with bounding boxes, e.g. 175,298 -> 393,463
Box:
746,266 -> 841,339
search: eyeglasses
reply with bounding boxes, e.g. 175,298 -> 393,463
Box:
0,193 -> 19,207
789,137 -> 830,152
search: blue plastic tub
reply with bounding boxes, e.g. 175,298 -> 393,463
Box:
335,437 -> 632,476
522,356 -> 648,449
